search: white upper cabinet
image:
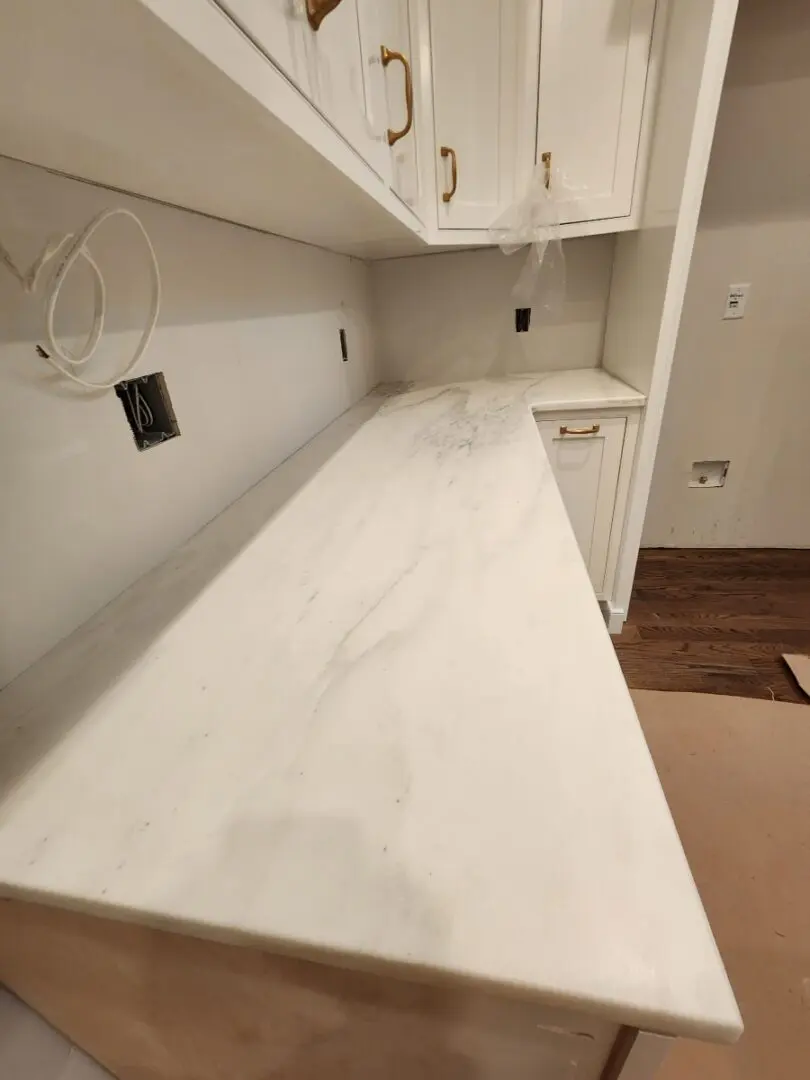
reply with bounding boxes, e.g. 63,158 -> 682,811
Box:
374,0 -> 420,209
310,0 -> 388,179
215,0 -> 312,95
535,0 -> 657,224
218,0 -> 391,182
429,0 -> 540,230
419,0 -> 658,237
1,0 -> 665,255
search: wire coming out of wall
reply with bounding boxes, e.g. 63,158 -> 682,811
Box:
0,207 -> 161,390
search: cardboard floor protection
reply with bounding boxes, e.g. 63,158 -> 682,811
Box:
782,653 -> 810,698
633,689 -> 810,1080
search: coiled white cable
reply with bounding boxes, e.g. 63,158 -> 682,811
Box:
0,207 -> 161,390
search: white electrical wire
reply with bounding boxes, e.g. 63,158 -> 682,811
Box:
128,381 -> 154,433
0,207 -> 161,390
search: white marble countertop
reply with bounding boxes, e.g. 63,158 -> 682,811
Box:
0,372 -> 741,1042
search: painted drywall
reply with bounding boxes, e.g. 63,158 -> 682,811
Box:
643,0 -> 810,547
0,989 -> 111,1079
370,237 -> 615,383
601,0 -> 739,615
0,156 -> 376,687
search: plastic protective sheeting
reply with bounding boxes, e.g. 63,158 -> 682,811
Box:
489,163 -> 573,317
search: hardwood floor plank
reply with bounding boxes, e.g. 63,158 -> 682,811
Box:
635,625 -> 810,646
619,610 -> 810,631
614,549 -> 810,703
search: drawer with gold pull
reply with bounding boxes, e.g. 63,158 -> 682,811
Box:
534,414 -> 629,600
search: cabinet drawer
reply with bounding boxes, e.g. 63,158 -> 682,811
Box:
536,415 -> 626,598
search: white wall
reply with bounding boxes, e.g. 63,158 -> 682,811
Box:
370,237 -> 616,384
0,989 -> 111,1080
0,156 -> 376,687
600,0 -> 738,615
643,0 -> 810,547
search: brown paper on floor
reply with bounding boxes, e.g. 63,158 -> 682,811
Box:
782,653 -> 810,698
633,689 -> 810,1080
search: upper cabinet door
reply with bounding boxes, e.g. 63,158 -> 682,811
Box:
374,0 -> 420,210
430,0 -> 540,230
536,0 -> 657,224
217,0 -> 389,179
316,0 -> 393,182
216,1 -> 313,96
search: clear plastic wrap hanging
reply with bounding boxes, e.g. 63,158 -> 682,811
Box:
488,159 -> 568,317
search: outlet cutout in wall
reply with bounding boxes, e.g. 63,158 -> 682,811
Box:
689,460 -> 729,488
115,373 -> 180,451
515,308 -> 531,333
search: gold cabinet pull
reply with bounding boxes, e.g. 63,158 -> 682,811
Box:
541,151 -> 552,190
381,46 -> 414,146
305,0 -> 343,31
559,424 -> 600,436
441,145 -> 458,203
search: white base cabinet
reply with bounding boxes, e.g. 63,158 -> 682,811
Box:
536,409 -> 640,603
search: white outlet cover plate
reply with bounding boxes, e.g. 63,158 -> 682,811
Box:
723,283 -> 750,320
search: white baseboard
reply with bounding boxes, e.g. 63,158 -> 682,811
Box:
601,601 -> 627,636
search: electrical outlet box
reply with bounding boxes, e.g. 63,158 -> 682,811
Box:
689,460 -> 729,488
514,308 -> 531,333
115,372 -> 180,451
723,283 -> 750,320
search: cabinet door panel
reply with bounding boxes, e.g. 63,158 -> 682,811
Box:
375,0 -> 420,209
305,0 -> 377,168
218,0 -> 385,176
537,0 -> 656,223
217,0 -> 313,96
430,0 -> 539,229
536,416 -> 626,598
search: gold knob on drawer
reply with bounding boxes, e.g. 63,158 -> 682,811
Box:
559,424 -> 600,436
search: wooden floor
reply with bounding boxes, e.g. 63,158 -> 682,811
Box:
614,549 -> 810,703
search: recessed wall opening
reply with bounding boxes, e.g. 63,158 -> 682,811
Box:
115,372 -> 180,451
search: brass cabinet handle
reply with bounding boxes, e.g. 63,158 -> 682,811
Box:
441,145 -> 458,203
559,424 -> 600,436
541,151 -> 552,190
381,46 -> 414,146
305,0 -> 343,31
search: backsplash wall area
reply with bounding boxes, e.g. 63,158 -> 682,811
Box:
370,236 -> 616,384
0,156 -> 376,687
